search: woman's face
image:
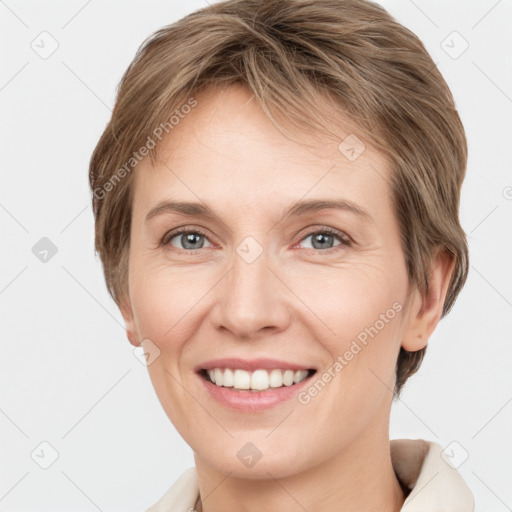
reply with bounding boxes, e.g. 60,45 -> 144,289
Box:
123,84 -> 414,478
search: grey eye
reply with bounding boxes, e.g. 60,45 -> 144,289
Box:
300,231 -> 344,250
168,231 -> 212,250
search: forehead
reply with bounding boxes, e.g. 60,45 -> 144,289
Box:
132,84 -> 393,220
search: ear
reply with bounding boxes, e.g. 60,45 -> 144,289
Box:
119,296 -> 140,347
401,246 -> 456,352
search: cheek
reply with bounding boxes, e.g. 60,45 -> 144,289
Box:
129,260 -> 213,350
129,263 -> 211,432
294,259 -> 407,394
289,258 -> 406,341
296,284 -> 404,443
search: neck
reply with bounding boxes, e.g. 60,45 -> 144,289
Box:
194,419 -> 406,512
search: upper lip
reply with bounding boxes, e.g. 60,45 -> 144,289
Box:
195,358 -> 315,373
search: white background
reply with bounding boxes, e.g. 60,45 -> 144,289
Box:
1,0 -> 511,510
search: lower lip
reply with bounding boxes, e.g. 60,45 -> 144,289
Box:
197,372 -> 314,412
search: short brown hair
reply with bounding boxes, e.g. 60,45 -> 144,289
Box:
89,0 -> 469,397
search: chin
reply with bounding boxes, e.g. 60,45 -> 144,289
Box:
193,434 -> 324,481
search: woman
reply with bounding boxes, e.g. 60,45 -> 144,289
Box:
89,0 -> 474,510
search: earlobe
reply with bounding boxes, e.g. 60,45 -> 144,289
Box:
401,247 -> 456,352
119,297 -> 140,347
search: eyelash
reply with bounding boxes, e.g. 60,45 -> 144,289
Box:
160,226 -> 352,253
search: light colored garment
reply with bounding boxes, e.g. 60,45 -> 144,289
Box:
145,439 -> 474,511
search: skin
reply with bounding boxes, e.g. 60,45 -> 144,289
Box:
120,83 -> 455,512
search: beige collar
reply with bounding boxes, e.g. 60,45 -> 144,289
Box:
391,439 -> 474,511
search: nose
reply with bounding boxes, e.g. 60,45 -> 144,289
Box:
211,243 -> 291,341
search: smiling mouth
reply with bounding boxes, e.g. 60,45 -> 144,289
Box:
199,368 -> 317,392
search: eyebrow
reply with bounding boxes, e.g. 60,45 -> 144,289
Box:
145,198 -> 372,224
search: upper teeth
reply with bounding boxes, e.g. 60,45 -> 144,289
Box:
207,368 -> 309,391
